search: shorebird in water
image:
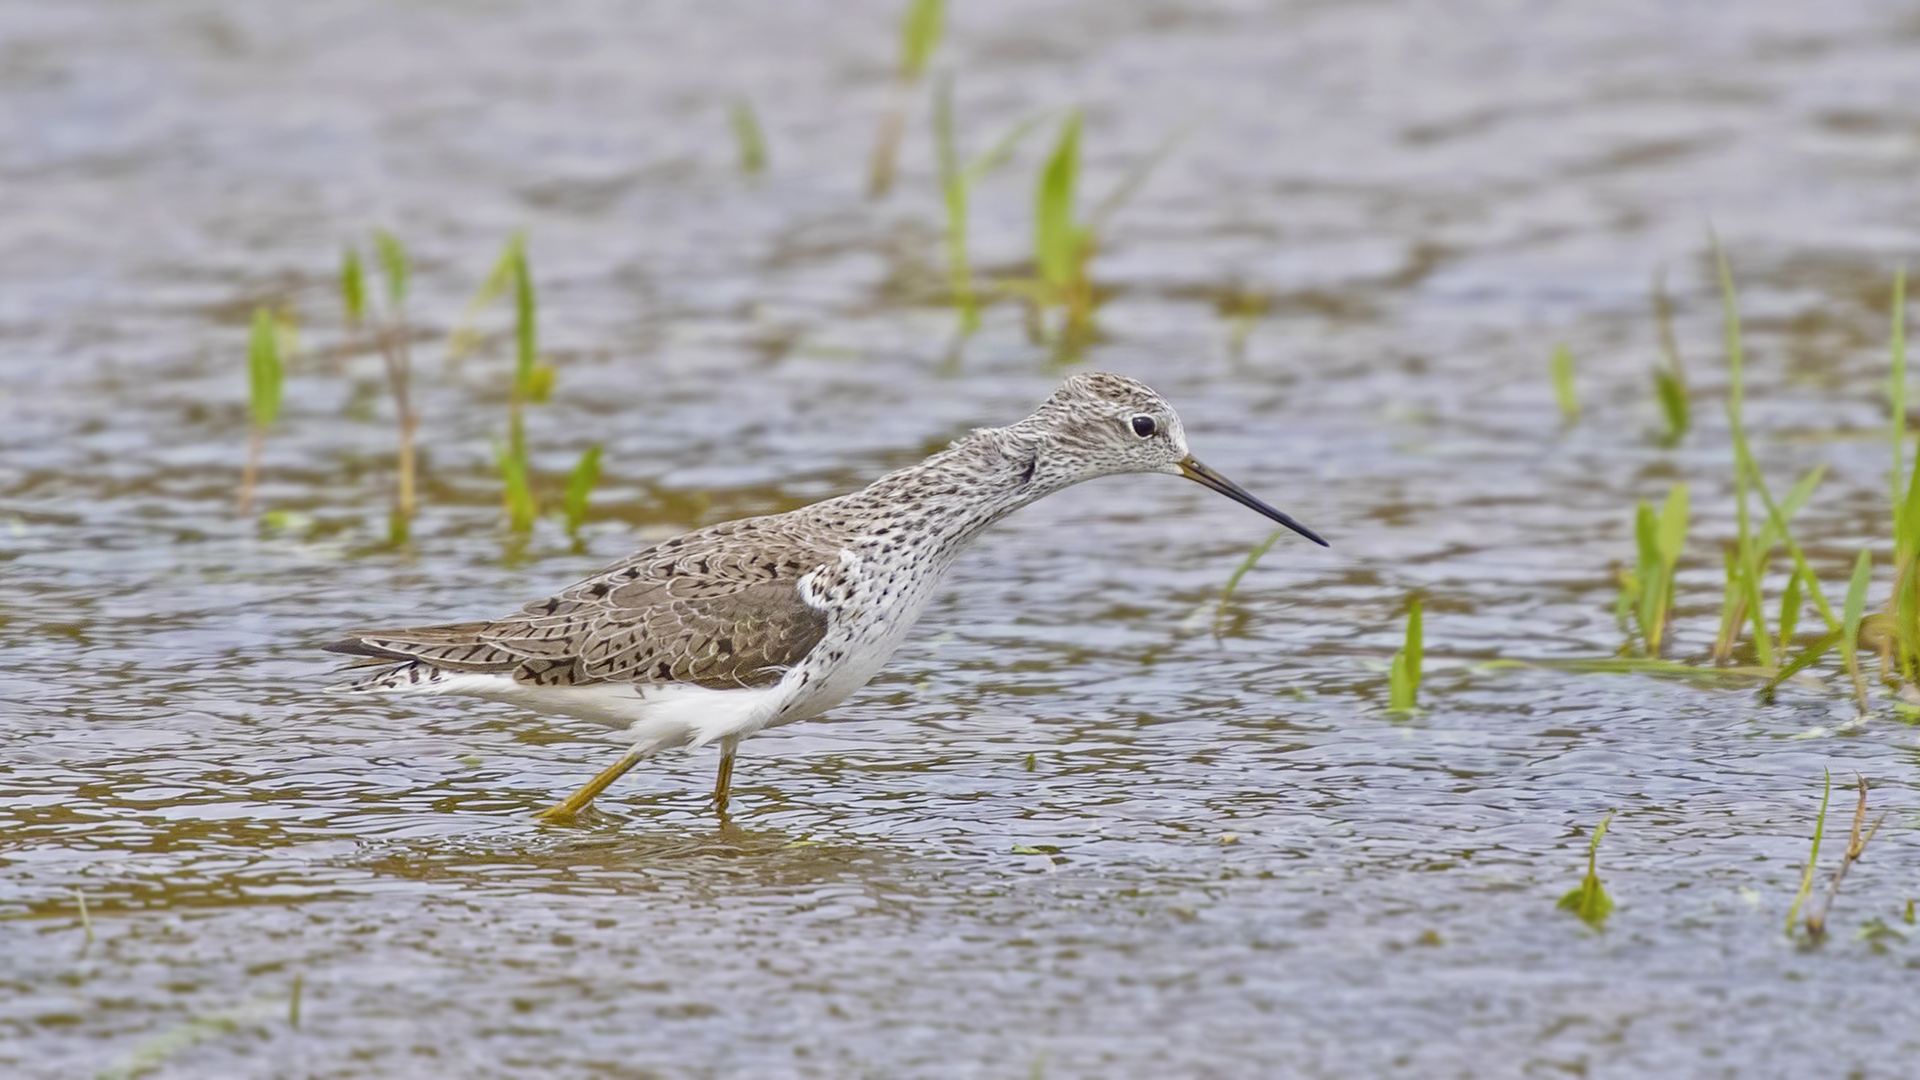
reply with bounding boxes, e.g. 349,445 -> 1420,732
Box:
326,373 -> 1327,821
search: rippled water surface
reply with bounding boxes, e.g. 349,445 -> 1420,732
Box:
6,1 -> 1920,1076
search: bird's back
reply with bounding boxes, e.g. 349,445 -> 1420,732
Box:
326,512 -> 854,695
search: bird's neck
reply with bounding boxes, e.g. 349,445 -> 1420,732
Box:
829,421 -> 1066,554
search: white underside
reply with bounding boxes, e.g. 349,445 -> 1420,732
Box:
359,672 -> 793,756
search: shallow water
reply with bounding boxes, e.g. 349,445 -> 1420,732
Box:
4,1 -> 1920,1076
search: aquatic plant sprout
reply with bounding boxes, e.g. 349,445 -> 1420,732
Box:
732,98 -> 767,176
868,0 -> 946,198
237,306 -> 283,516
347,231 -> 422,544
563,444 -> 602,539
1549,344 -> 1578,424
1616,484 -> 1687,657
1557,811 -> 1615,929
931,77 -> 1045,339
1388,597 -> 1423,712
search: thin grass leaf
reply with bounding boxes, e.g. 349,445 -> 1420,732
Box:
1785,770 -> 1831,936
1653,366 -> 1689,445
248,308 -> 283,429
373,229 -> 409,310
341,247 -> 366,328
563,444 -> 601,536
1212,528 -> 1283,635
1891,266 -> 1909,533
897,0 -> 945,80
1557,810 -> 1616,929
1034,109 -> 1082,290
1842,550 -> 1872,709
511,244 -> 542,401
932,76 -> 977,335
494,439 -> 537,533
1388,597 -> 1424,712
447,233 -> 525,362
732,98 -> 767,175
1651,267 -> 1689,444
1779,569 -> 1802,653
1762,628 -> 1840,700
1550,344 -> 1578,424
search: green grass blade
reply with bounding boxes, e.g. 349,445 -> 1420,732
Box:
1388,597 -> 1424,712
447,233 -> 525,362
248,308 -> 283,429
1633,499 -> 1660,653
1778,569 -> 1802,653
341,247 -> 366,327
1557,810 -> 1616,929
933,76 -> 976,335
1842,549 -> 1872,708
1035,110 -> 1082,289
1220,529 -> 1282,607
1653,265 -> 1685,380
898,0 -> 945,80
1762,628 -> 1840,699
1550,344 -> 1579,423
1653,366 -> 1688,445
512,244 -> 538,398
1785,770 -> 1831,936
373,229 -> 409,310
563,444 -> 602,536
731,98 -> 767,175
1890,266 -> 1909,535
1656,483 -> 1689,565
494,439 -> 537,533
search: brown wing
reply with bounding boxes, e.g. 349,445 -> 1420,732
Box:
325,517 -> 842,690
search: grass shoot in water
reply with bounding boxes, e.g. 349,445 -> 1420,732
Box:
1707,239 -> 1837,670
1882,269 -> 1919,681
447,232 -> 526,363
732,98 -> 767,176
354,230 -> 420,544
1783,769 -> 1831,936
1388,596 -> 1423,712
1615,484 -> 1687,656
931,77 -> 1044,341
237,307 -> 283,516
1803,775 -> 1885,942
1006,110 -> 1173,349
563,444 -> 602,539
1841,550 -> 1872,710
1212,528 -> 1283,637
867,0 -> 945,198
1557,810 -> 1616,930
1549,344 -> 1578,424
1651,269 -> 1689,445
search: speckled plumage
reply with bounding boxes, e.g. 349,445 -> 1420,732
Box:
325,372 -> 1326,818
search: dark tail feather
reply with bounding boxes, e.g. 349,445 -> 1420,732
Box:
323,622 -> 518,672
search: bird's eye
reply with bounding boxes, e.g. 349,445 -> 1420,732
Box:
1131,415 -> 1157,438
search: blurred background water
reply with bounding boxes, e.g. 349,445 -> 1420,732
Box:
3,1 -> 1920,1076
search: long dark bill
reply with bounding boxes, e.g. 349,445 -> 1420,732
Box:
1178,455 -> 1329,547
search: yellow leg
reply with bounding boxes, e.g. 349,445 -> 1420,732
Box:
535,745 -> 646,822
711,739 -> 739,817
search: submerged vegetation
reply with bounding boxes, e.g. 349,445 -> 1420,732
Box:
1550,246 -> 1920,718
1557,811 -> 1616,930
